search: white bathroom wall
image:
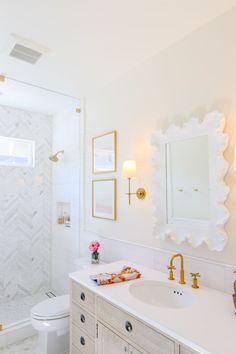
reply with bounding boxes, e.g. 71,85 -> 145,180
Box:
0,105 -> 52,302
80,232 -> 236,294
51,106 -> 81,295
81,6 -> 236,273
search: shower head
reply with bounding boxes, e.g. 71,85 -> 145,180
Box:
49,150 -> 64,162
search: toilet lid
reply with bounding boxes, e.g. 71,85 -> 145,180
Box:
31,294 -> 69,320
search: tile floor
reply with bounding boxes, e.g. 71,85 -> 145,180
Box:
0,335 -> 38,354
0,293 -> 48,327
0,335 -> 70,354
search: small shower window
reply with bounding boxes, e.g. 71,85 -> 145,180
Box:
0,136 -> 35,167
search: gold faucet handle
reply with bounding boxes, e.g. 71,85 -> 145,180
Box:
167,265 -> 176,281
190,272 -> 200,289
190,272 -> 200,279
168,265 -> 176,270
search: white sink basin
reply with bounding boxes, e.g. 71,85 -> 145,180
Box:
129,280 -> 196,309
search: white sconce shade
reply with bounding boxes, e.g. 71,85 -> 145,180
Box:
122,160 -> 137,179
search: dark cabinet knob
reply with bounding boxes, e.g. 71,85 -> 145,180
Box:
80,336 -> 85,346
80,292 -> 85,301
80,314 -> 85,323
125,321 -> 133,333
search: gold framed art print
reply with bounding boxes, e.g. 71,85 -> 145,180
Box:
92,179 -> 116,220
92,131 -> 117,174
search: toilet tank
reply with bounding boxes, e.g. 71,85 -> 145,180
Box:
73,257 -> 106,271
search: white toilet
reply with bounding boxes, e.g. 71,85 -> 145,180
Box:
31,257 -> 105,354
31,295 -> 70,354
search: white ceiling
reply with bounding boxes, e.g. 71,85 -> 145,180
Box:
0,0 -> 236,103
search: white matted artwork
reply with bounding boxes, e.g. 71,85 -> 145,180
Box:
92,131 -> 117,173
92,179 -> 116,220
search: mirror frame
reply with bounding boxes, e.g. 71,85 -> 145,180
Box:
151,111 -> 229,251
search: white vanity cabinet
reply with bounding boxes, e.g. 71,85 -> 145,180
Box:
70,280 -> 200,354
70,281 -> 96,354
97,322 -> 144,354
179,347 -> 199,354
96,296 -> 174,354
129,345 -> 145,354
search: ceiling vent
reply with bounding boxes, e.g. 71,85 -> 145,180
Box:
3,33 -> 51,65
10,44 -> 42,64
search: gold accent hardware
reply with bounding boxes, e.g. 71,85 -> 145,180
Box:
48,150 -> 64,162
136,188 -> 146,200
233,294 -> 236,314
125,180 -> 146,205
168,253 -> 186,284
0,324 -> 3,331
167,265 -> 176,280
127,177 -> 132,205
190,272 -> 200,289
0,74 -> 5,82
76,107 -> 81,113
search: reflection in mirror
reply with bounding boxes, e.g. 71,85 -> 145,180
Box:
166,136 -> 210,223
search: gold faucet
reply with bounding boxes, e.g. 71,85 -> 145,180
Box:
168,253 -> 186,284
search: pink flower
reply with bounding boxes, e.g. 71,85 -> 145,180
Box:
89,241 -> 100,253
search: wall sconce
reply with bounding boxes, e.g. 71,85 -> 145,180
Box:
122,160 -> 146,205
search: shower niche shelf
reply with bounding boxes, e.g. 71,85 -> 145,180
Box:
57,202 -> 71,228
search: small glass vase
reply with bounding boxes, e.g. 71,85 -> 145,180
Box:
91,251 -> 100,264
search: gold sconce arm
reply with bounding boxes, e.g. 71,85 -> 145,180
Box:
125,178 -> 146,205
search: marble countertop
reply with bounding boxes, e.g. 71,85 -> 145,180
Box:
69,260 -> 236,354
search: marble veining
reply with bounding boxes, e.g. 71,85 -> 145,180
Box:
0,335 -> 38,353
0,292 -> 48,327
0,335 -> 69,354
0,105 -> 52,304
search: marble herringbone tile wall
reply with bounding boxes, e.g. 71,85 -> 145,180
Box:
0,105 -> 52,304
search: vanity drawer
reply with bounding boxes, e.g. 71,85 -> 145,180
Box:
97,297 -> 175,354
180,346 -> 199,354
71,323 -> 95,354
72,302 -> 95,338
71,281 -> 95,314
71,344 -> 83,354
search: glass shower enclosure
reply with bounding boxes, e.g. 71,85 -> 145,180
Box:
0,77 -> 80,339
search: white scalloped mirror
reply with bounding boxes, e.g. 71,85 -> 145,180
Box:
151,111 -> 229,251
